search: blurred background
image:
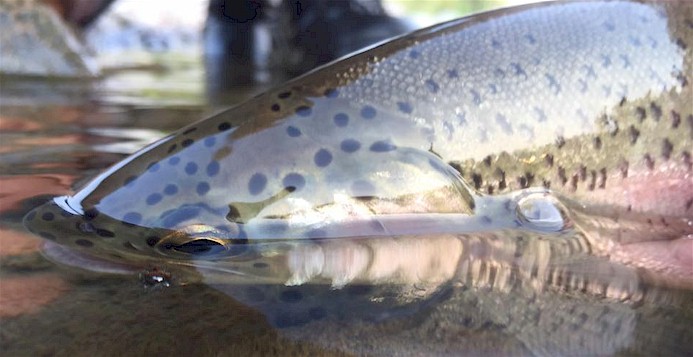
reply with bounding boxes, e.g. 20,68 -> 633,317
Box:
1,0 -> 538,106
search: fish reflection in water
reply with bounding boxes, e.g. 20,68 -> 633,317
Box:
22,0 -> 693,356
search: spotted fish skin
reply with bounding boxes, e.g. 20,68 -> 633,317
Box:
24,1 -> 692,282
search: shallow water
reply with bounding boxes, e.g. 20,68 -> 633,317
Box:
2,69 -> 693,357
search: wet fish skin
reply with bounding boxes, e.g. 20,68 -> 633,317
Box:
23,1 -> 692,280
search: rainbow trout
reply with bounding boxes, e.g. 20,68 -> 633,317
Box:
23,1 -> 693,355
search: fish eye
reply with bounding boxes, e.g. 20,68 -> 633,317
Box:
513,189 -> 571,233
171,238 -> 227,255
156,224 -> 248,258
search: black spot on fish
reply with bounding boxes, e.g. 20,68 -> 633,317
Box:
227,205 -> 241,222
471,173 -> 482,190
518,175 -> 530,189
333,113 -> 349,127
662,139 -> 673,160
542,179 -> 551,189
278,91 -> 291,99
650,102 -> 662,121
671,111 -> 681,128
644,154 -> 655,170
253,262 -> 269,269
167,144 -> 177,153
146,236 -> 160,246
408,50 -> 420,59
370,140 -> 396,152
425,79 -> 440,93
360,105 -> 376,119
122,212 -> 142,225
77,222 -> 95,233
544,154 -> 554,168
494,168 -> 506,190
510,63 -> 526,78
146,193 -> 163,205
41,212 -> 54,221
282,173 -> 305,191
314,149 -> 332,167
185,162 -> 198,175
96,229 -> 114,238
676,72 -> 689,87
296,106 -> 312,117
270,103 -> 280,112
340,139 -> 361,153
482,155 -> 492,167
628,126 -> 640,145
683,151 -> 692,171
470,89 -> 481,106
578,166 -> 587,181
557,167 -> 568,186
619,97 -> 627,107
493,67 -> 505,78
182,139 -> 194,148
75,239 -> 93,247
168,157 -> 180,165
447,69 -> 458,78
206,161 -> 220,177
196,182 -> 210,196
588,170 -> 597,191
218,122 -> 231,131
351,180 -> 375,197
248,173 -> 267,195
147,162 -> 160,173
618,160 -> 629,178
397,101 -> 413,114
676,37 -> 687,50
545,74 -> 560,94
324,88 -> 339,98
593,136 -> 602,150
286,126 -> 301,137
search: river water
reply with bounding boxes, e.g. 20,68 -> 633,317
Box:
1,57 -> 692,356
